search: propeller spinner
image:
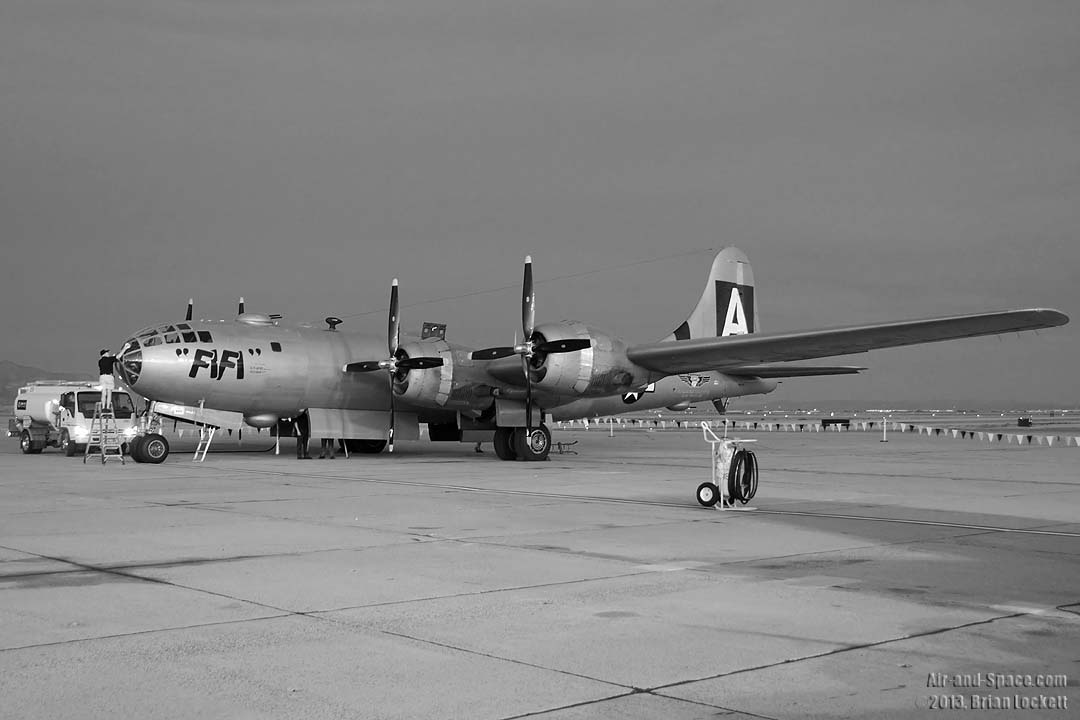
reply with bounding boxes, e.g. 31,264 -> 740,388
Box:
343,279 -> 444,452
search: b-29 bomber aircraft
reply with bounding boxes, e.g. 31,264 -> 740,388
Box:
113,248 -> 1068,463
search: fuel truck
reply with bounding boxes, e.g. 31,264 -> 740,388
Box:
9,381 -> 139,456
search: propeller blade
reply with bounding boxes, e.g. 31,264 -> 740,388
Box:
521,354 -> 533,433
397,356 -> 444,370
238,297 -> 245,315
343,361 -> 384,373
387,374 -> 396,453
535,338 -> 591,354
185,299 -> 193,322
470,347 -> 517,361
388,279 -> 400,356
521,256 -> 535,341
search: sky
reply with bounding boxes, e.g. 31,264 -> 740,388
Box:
2,0 -> 1077,408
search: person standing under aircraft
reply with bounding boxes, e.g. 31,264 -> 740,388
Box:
294,412 -> 312,460
98,349 -> 116,410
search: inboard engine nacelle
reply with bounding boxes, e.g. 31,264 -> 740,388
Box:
528,321 -> 647,397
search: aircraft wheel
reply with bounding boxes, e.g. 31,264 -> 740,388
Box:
514,425 -> 551,462
129,436 -> 146,462
493,428 -> 517,461
61,430 -> 78,457
344,439 -> 386,454
696,482 -> 720,507
20,431 -> 42,455
141,434 -> 170,463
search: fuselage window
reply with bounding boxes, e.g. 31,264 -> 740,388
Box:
164,332 -> 180,344
177,323 -> 192,331
144,336 -> 162,347
270,342 -> 282,352
197,331 -> 212,343
182,331 -> 197,343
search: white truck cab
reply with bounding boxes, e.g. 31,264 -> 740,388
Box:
9,381 -> 139,456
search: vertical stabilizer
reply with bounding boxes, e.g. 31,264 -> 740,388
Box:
662,247 -> 758,341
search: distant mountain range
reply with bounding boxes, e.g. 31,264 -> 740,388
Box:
1,360 -> 87,406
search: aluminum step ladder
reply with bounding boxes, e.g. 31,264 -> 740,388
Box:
84,406 -> 125,464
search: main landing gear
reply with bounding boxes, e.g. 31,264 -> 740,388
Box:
493,424 -> 551,462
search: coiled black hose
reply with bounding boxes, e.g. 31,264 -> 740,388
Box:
726,448 -> 758,504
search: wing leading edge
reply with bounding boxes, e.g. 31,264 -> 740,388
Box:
627,308 -> 1069,376
720,364 -> 864,378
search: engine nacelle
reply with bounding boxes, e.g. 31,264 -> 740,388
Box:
392,338 -> 456,408
529,321 -> 646,397
243,413 -> 279,428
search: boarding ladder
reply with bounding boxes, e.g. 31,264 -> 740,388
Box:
193,426 -> 216,462
192,400 -> 215,462
84,406 -> 125,465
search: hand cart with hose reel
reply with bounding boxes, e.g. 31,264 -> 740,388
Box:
697,421 -> 759,508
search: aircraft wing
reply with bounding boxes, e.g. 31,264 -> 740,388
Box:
720,364 -> 864,378
626,308 -> 1069,375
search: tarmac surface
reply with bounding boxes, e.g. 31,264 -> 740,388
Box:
1,426 -> 1077,719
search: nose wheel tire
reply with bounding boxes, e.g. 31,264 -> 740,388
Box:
696,482 -> 720,507
129,436 -> 145,461
132,434 -> 169,463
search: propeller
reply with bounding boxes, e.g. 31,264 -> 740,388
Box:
470,256 -> 591,433
342,279 -> 444,452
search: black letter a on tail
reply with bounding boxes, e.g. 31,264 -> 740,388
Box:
715,281 -> 754,336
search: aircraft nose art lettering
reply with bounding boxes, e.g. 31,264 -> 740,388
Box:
118,321 -> 250,401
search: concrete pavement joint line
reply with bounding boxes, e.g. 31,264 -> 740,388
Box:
166,464 -> 1080,538
715,530 -> 1003,569
766,467 -> 1079,486
0,614 -> 292,654
751,509 -> 1080,538
0,542 -> 438,577
147,496 -> 331,506
180,465 -> 697,507
0,544 -> 309,616
564,455 -> 1080,488
309,569 -> 657,614
495,689 -> 767,720
374,627 -> 634,690
648,612 -> 1028,694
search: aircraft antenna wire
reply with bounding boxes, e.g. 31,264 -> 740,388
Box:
339,248 -> 715,320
